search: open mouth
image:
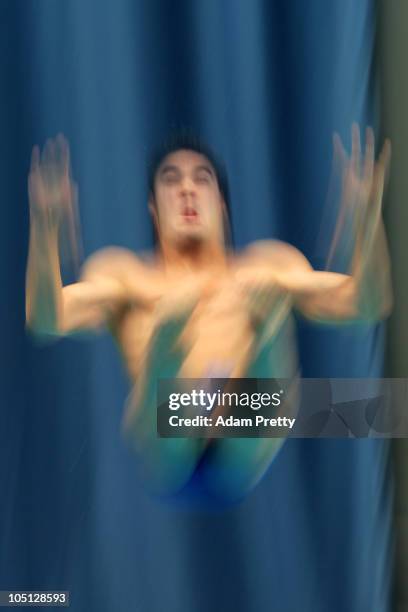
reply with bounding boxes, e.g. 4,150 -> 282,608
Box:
181,206 -> 199,221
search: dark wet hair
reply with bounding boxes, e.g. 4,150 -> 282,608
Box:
147,129 -> 234,247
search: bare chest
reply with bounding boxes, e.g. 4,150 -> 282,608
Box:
113,279 -> 291,381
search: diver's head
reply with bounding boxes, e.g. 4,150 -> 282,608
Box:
148,131 -> 233,254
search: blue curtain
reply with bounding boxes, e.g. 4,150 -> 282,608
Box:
0,1 -> 393,611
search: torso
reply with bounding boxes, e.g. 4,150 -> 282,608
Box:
108,247 -> 297,384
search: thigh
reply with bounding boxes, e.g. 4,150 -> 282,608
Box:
122,315 -> 206,496
201,316 -> 299,501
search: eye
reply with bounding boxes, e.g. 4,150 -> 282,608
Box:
195,173 -> 211,184
162,172 -> 179,184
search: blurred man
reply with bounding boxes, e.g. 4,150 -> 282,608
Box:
25,127 -> 392,500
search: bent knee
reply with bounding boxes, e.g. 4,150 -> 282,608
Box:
201,438 -> 285,502
124,431 -> 204,497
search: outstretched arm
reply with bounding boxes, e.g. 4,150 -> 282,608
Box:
296,125 -> 392,323
238,126 -> 392,325
25,136 -> 128,338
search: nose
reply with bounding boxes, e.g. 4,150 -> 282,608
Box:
179,176 -> 196,196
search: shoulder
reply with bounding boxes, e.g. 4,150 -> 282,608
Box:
239,240 -> 312,272
80,246 -> 151,282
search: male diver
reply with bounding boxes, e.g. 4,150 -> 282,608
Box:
25,127 -> 392,500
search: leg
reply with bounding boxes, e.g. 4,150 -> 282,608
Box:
122,312 -> 206,496
201,315 -> 299,501
200,437 -> 285,502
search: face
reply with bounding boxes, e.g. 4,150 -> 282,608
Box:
150,149 -> 226,249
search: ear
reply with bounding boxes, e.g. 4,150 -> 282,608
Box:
148,193 -> 156,218
219,196 -> 232,245
219,195 -> 228,221
148,193 -> 160,241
